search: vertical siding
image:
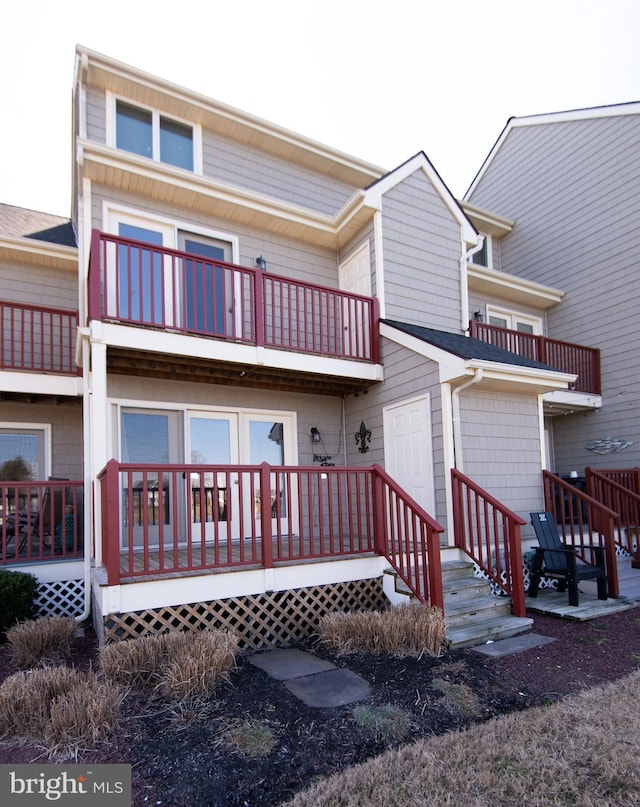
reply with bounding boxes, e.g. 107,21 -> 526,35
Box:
459,389 -> 543,532
381,170 -> 462,331
469,113 -> 640,472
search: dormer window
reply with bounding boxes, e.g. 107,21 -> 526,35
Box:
115,100 -> 194,171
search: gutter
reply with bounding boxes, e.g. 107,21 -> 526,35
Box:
77,335 -> 92,624
451,368 -> 484,473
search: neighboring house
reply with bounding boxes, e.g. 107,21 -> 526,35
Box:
465,102 -> 640,474
1,49 -> 635,646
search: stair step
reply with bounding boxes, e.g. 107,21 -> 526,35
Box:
446,615 -> 534,650
443,576 -> 492,598
440,560 -> 475,582
444,595 -> 513,627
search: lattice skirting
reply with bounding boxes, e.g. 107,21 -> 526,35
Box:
35,579 -> 85,618
101,577 -> 386,648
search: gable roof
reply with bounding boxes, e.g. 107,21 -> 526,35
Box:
383,320 -> 557,372
0,204 -> 76,247
465,101 -> 640,199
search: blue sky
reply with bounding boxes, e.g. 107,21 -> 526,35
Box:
2,0 -> 638,216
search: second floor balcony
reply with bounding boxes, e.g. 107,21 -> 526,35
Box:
88,231 -> 380,371
469,320 -> 601,395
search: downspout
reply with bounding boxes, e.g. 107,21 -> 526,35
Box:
342,395 -> 348,466
77,334 -> 92,623
460,235 -> 484,334
451,368 -> 483,474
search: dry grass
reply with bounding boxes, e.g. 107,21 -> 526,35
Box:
0,666 -> 122,759
6,616 -> 77,668
99,628 -> 238,700
281,669 -> 640,807
431,678 -> 483,719
318,603 -> 446,658
352,703 -> 411,744
224,719 -> 277,757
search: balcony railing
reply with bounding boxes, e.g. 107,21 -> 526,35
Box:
469,320 -> 600,394
89,231 -> 380,363
0,480 -> 84,564
0,301 -> 78,375
98,461 -> 445,610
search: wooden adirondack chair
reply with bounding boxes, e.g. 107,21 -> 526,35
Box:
529,511 -> 607,606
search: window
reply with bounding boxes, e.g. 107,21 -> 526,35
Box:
115,100 -> 194,171
470,235 -> 491,267
486,306 -> 542,334
0,426 -> 49,480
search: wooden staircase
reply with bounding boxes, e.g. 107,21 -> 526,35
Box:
384,559 -> 533,649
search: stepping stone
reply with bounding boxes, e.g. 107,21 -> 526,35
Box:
248,648 -> 336,680
470,632 -> 556,658
284,668 -> 371,708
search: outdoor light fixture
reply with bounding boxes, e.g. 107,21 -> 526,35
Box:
310,427 -> 321,443
473,311 -> 484,322
256,255 -> 267,270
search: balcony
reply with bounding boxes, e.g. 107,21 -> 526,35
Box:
88,231 -> 380,370
0,301 -> 78,375
469,320 -> 601,394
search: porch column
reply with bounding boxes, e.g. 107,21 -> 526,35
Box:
89,335 -> 109,566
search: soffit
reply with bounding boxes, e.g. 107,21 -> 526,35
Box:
82,56 -> 385,189
80,142 -> 377,249
467,264 -> 564,309
0,237 -> 77,271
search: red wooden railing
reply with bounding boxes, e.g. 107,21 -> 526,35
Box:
0,301 -> 78,375
97,461 -> 445,609
542,471 -> 619,597
89,231 -> 379,363
451,468 -> 527,617
585,467 -> 640,564
0,480 -> 83,564
469,320 -> 601,394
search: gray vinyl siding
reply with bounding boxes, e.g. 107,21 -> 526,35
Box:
90,185 -> 338,287
0,259 -> 77,310
345,337 -> 448,528
469,113 -> 640,471
82,82 -> 356,216
458,389 -> 543,535
0,401 -> 83,479
85,86 -> 107,143
381,170 -> 462,331
202,131 -> 357,216
106,375 -> 343,467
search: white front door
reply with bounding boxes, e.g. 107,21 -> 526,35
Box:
383,395 -> 435,514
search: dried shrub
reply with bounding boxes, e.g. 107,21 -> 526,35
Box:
7,616 -> 77,668
318,603 -> 446,658
352,704 -> 411,744
99,628 -> 238,700
0,665 -> 121,757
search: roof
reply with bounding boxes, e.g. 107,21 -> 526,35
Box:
0,204 -> 76,247
383,320 -> 557,372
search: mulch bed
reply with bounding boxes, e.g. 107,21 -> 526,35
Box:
1,607 -> 639,807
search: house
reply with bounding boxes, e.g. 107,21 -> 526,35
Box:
1,48 -> 638,647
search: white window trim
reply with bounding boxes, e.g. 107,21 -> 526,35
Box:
102,202 -> 239,263
470,233 -> 492,268
485,306 -> 542,334
0,422 -> 52,479
106,91 -> 203,174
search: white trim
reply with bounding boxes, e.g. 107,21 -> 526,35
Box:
467,263 -> 564,309
373,210 -> 386,319
485,305 -> 543,334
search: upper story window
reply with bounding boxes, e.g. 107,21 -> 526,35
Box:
486,306 -> 542,335
470,234 -> 491,267
115,100 -> 194,171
